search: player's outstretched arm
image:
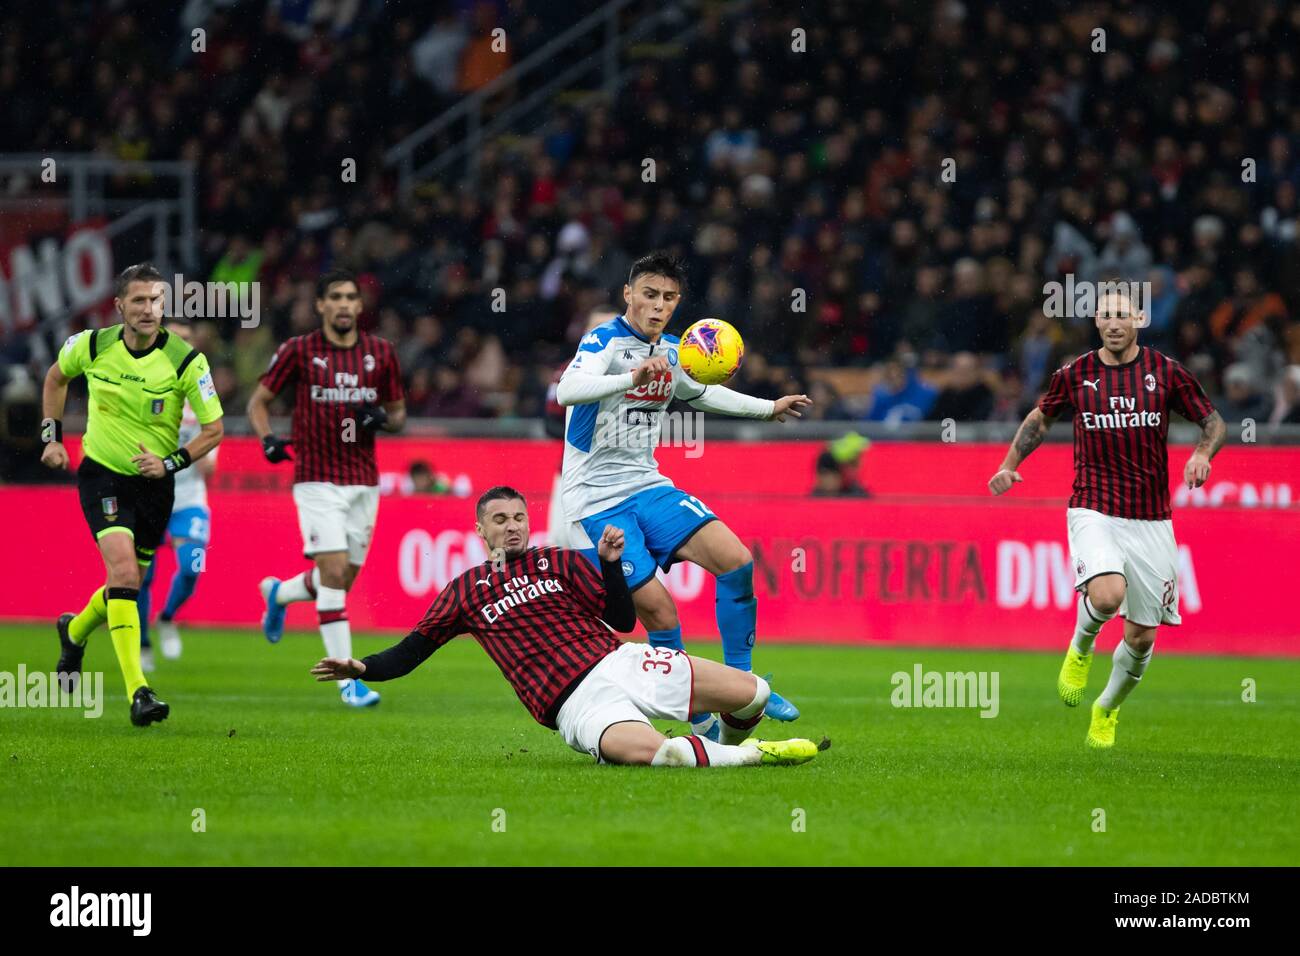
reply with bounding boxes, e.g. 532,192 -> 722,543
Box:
682,382 -> 806,421
1184,409 -> 1226,488
40,362 -> 72,470
989,407 -> 1056,495
312,630 -> 437,684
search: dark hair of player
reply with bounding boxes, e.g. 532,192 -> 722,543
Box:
628,251 -> 687,295
115,262 -> 164,298
315,268 -> 358,299
476,485 -> 527,521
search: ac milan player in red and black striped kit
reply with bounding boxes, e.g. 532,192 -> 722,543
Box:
247,270 -> 407,708
989,290 -> 1226,749
311,486 -> 824,767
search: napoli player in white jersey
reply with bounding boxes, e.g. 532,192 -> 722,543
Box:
138,317 -> 215,670
556,252 -> 812,741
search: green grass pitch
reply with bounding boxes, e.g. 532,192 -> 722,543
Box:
2,623 -> 1297,865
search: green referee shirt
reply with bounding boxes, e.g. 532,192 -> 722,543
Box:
58,325 -> 224,476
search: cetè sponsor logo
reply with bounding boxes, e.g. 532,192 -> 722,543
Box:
49,885 -> 151,935
624,369 -> 673,402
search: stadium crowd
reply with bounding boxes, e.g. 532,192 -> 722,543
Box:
5,0 -> 1300,449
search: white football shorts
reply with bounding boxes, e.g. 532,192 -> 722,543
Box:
555,643 -> 695,762
292,482 -> 380,566
1067,507 -> 1180,627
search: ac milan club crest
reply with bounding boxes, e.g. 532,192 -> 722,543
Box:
1075,558 -> 1086,577
537,557 -> 549,571
1144,373 -> 1157,392
364,354 -> 375,372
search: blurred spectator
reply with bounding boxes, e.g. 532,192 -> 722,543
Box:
865,359 -> 937,424
1269,366 -> 1300,425
409,460 -> 451,495
930,353 -> 994,422
1096,213 -> 1152,282
1218,363 -> 1273,423
1209,267 -> 1288,354
811,449 -> 869,498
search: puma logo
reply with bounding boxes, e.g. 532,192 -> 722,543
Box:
1083,379 -> 1100,391
312,356 -> 328,369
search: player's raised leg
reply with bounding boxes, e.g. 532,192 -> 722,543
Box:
259,567 -> 318,643
1059,572 -> 1123,706
674,518 -> 800,721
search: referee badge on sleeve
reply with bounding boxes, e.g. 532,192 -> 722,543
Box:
151,398 -> 165,414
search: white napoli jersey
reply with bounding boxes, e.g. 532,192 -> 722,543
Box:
558,315 -> 707,521
172,400 -> 212,512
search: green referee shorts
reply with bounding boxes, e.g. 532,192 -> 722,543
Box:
77,456 -> 174,564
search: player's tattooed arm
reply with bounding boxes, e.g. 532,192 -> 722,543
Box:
989,408 -> 1055,495
1008,408 -> 1055,467
1194,409 -> 1226,460
1185,409 -> 1226,489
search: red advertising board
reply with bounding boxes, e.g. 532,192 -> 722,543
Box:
4,478 -> 1296,655
53,435 -> 1300,509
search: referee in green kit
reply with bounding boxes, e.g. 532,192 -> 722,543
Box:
41,263 -> 224,725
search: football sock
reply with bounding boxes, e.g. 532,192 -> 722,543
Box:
68,586 -> 108,645
715,561 -> 757,670
138,560 -> 155,647
276,567 -> 320,605
106,587 -> 147,697
160,563 -> 201,621
719,674 -> 770,745
649,626 -> 711,723
1070,594 -> 1115,655
1097,640 -> 1153,709
651,735 -> 762,767
317,585 -> 351,660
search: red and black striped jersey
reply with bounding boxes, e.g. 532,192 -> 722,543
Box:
1037,346 -> 1215,520
260,329 -> 403,486
411,546 -> 622,727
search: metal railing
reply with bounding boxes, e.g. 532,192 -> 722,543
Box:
0,154 -> 197,272
385,0 -> 744,192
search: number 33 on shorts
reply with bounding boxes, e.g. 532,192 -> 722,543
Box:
642,647 -> 676,674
